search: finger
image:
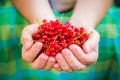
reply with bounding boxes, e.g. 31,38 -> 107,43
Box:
55,53 -> 73,72
22,42 -> 43,62
21,24 -> 39,50
44,57 -> 56,70
82,28 -> 100,53
62,49 -> 86,71
31,53 -> 48,70
53,63 -> 62,72
69,44 -> 98,65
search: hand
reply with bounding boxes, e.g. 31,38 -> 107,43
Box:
21,24 -> 56,70
54,27 -> 100,72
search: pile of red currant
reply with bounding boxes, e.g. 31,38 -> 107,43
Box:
32,20 -> 90,57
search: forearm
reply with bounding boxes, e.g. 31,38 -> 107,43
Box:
70,0 -> 113,28
12,0 -> 56,23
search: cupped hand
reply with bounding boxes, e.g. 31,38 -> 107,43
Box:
21,24 -> 56,70
54,27 -> 100,72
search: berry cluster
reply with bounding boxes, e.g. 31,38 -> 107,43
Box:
32,20 -> 90,57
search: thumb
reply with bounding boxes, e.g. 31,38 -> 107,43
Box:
20,28 -> 33,50
21,34 -> 33,50
82,30 -> 100,53
21,24 -> 39,50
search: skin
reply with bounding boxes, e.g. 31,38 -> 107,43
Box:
70,0 -> 113,28
13,0 -> 113,72
21,24 -> 99,72
12,0 -> 56,23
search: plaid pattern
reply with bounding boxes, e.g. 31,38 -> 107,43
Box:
0,1 -> 120,80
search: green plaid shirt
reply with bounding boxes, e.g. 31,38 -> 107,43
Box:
0,1 -> 120,80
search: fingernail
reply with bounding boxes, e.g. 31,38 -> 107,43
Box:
25,41 -> 33,50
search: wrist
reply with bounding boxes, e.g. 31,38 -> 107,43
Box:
69,19 -> 97,29
69,13 -> 97,28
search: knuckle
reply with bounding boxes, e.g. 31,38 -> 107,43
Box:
44,67 -> 51,71
89,57 -> 97,64
31,64 -> 41,70
84,59 -> 96,65
22,54 -> 33,63
30,51 -> 39,59
66,69 -> 72,73
31,52 -> 37,58
91,59 -> 96,63
49,57 -> 55,63
89,60 -> 96,64
74,65 -> 86,71
35,44 -> 41,50
31,48 -> 39,53
69,59 -> 74,64
72,64 -> 81,71
40,54 -> 48,61
70,62 -> 86,71
78,66 -> 85,71
64,67 -> 72,72
32,45 -> 42,53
